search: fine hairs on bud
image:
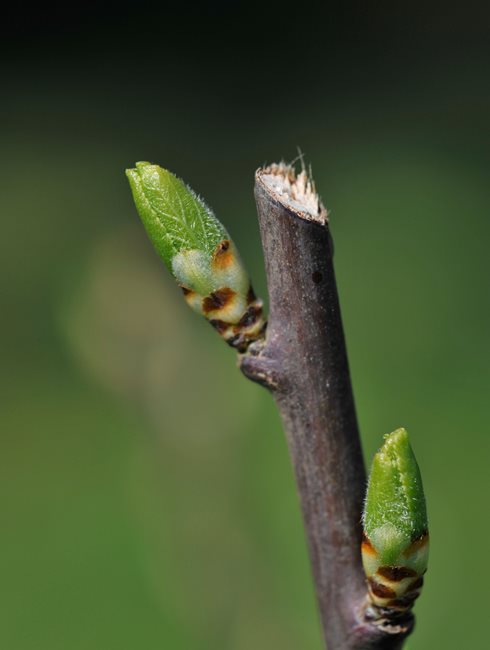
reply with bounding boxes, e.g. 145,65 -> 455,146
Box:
362,428 -> 429,618
126,161 -> 266,352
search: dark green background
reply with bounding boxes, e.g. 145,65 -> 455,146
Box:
2,4 -> 489,648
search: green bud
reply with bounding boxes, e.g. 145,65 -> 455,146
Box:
362,428 -> 428,614
126,162 -> 265,351
364,428 -> 427,564
126,162 -> 227,276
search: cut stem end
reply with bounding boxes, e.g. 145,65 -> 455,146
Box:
256,162 -> 327,224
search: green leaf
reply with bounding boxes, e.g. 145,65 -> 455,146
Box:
126,162 -> 228,271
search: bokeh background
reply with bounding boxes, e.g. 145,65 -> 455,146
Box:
2,3 -> 489,648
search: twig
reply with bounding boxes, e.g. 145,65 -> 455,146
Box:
240,164 -> 413,650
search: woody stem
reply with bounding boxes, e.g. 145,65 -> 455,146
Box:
240,167 -> 413,650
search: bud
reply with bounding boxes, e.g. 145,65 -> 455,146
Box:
126,162 -> 265,351
362,428 -> 428,616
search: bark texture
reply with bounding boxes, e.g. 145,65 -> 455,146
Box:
240,168 -> 413,649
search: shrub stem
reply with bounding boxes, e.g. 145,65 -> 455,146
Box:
240,165 -> 413,650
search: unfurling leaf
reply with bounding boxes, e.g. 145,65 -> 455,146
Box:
362,428 -> 428,616
126,162 -> 265,351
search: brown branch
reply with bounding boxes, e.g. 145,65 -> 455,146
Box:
240,165 -> 413,650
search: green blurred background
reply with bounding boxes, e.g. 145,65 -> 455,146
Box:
1,4 -> 489,648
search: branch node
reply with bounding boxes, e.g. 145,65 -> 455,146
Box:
239,339 -> 283,391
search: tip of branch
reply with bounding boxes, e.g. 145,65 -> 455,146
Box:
256,161 -> 328,225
